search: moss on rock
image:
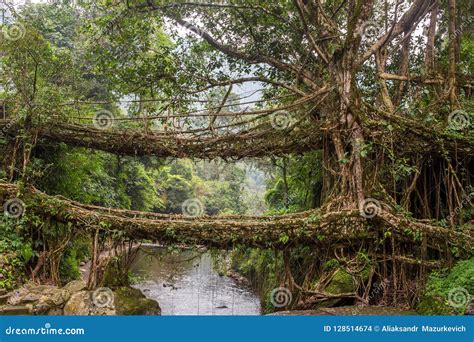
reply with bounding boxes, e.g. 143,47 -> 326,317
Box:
320,268 -> 356,308
325,269 -> 355,294
114,287 -> 161,315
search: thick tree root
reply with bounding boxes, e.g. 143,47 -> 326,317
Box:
1,182 -> 471,254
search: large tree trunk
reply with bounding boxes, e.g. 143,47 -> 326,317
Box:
447,0 -> 458,105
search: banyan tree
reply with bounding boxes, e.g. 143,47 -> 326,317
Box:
0,0 -> 472,307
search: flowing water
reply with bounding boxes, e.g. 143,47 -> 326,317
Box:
130,245 -> 261,316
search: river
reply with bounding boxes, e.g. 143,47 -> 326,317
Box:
130,246 -> 261,316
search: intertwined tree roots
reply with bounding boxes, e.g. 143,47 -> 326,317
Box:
1,182 -> 471,259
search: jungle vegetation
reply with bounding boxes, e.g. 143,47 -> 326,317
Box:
0,0 -> 472,314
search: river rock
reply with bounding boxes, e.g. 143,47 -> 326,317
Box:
63,280 -> 87,294
63,291 -> 92,315
90,306 -> 116,316
114,287 -> 161,315
7,284 -> 57,305
325,269 -> 355,294
47,307 -> 64,315
48,289 -> 70,306
8,290 -> 39,305
0,305 -> 31,315
2,282 -> 162,316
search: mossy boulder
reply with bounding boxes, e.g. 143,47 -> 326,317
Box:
114,287 -> 161,315
321,269 -> 355,308
63,289 -> 115,316
35,288 -> 71,313
63,280 -> 87,294
325,269 -> 355,294
63,291 -> 92,315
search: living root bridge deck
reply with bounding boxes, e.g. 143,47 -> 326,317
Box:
1,183 -> 472,258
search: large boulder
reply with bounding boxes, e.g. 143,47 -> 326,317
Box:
44,289 -> 71,306
8,284 -> 70,311
114,287 -> 161,315
2,282 -> 160,316
47,307 -> 64,315
63,280 -> 87,294
89,287 -> 116,316
63,289 -> 116,316
321,268 -> 356,308
63,291 -> 92,315
0,305 -> 31,315
8,288 -> 40,305
33,288 -> 71,314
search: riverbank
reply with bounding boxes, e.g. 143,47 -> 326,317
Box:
0,280 -> 161,316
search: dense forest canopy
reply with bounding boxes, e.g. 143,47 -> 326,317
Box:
0,0 -> 472,313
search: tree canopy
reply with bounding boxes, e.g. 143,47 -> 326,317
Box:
0,0 -> 472,309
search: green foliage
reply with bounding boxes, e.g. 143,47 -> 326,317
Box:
323,259 -> 340,272
128,272 -> 147,286
203,180 -> 248,215
0,217 -> 31,290
37,146 -> 120,206
155,160 -> 249,215
59,247 -> 81,285
20,245 -> 34,264
265,151 -> 323,213
231,248 -> 284,313
36,146 -> 163,212
101,257 -> 131,289
156,161 -> 194,214
325,269 -> 355,295
417,258 -> 474,315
